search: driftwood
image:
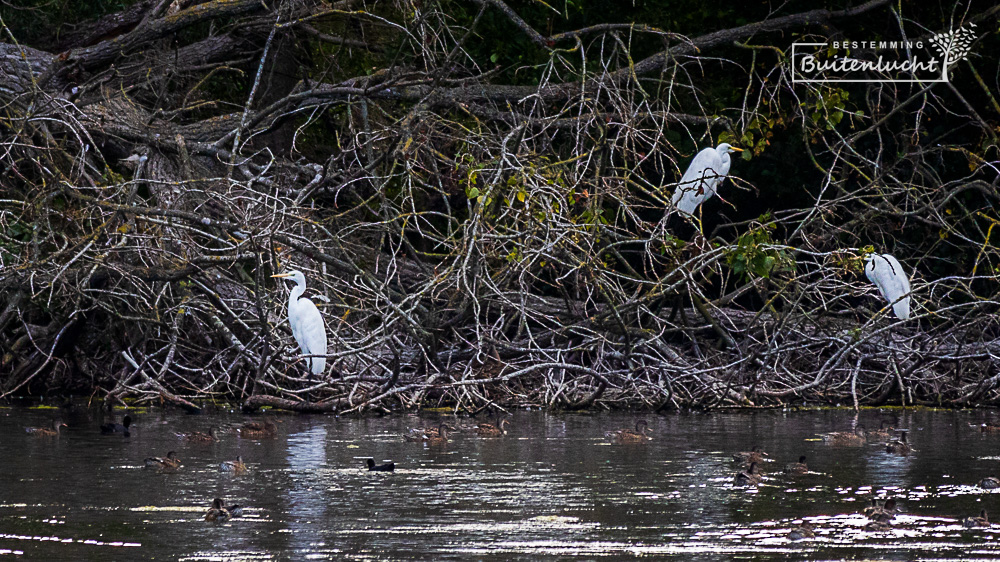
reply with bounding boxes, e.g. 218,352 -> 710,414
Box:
1,0 -> 999,411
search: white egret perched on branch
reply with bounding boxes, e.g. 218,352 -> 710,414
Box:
864,253 -> 911,320
272,270 -> 327,376
672,143 -> 743,216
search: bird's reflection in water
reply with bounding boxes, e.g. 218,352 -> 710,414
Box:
286,424 -> 329,553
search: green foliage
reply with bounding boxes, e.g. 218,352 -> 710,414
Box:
725,216 -> 794,282
0,216 -> 30,266
719,112 -> 783,158
802,87 -> 853,132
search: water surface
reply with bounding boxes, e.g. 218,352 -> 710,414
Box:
2,406 -> 1000,560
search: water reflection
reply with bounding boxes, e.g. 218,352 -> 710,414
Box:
285,423 -> 329,557
4,407 -> 1000,559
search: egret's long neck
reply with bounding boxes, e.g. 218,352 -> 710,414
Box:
289,278 -> 306,305
718,150 -> 731,175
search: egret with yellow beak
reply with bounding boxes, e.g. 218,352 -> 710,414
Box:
272,270 -> 327,376
672,143 -> 743,216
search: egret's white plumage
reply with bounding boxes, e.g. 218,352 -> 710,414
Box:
272,270 -> 327,375
672,143 -> 743,215
864,254 -> 911,320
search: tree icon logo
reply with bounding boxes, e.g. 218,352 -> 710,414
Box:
927,23 -> 977,82
792,22 -> 979,83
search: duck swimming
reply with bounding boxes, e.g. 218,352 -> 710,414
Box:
475,418 -> 510,437
606,420 -> 651,443
426,424 -> 450,445
886,432 -> 911,455
101,415 -> 132,437
205,498 -> 243,522
144,451 -> 181,470
788,521 -> 815,540
366,458 -> 395,472
783,456 -> 808,475
865,421 -> 895,441
220,456 -> 247,474
25,420 -> 67,437
404,423 -> 451,442
867,498 -> 898,523
821,427 -> 865,446
979,476 -> 1000,489
963,509 -> 989,528
734,462 -> 762,486
733,446 -> 767,464
176,427 -> 219,443
238,419 -> 277,438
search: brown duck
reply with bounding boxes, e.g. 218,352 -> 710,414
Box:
176,427 -> 219,443
220,456 -> 247,474
788,521 -> 815,539
145,451 -> 181,470
25,420 -> 67,437
238,419 -> 277,438
867,497 -> 897,522
963,509 -> 989,528
475,418 -> 510,437
734,462 -> 762,486
606,420 -> 651,443
865,421 -> 895,441
886,432 -> 911,455
426,424 -> 450,445
205,497 -> 243,522
405,423 -> 451,442
821,427 -> 866,446
733,446 -> 767,464
783,456 -> 808,475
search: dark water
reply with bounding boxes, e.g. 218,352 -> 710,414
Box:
3,406 -> 1000,560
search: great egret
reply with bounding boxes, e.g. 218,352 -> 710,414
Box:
864,253 -> 911,320
272,270 -> 327,376
672,143 -> 743,216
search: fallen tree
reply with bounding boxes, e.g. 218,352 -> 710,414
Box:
2,0 -> 1000,412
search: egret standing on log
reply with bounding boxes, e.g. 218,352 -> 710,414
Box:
272,270 -> 327,376
672,143 -> 743,216
864,253 -> 911,320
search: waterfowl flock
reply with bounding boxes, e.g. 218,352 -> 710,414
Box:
19,409 -> 1000,536
730,420 -> 997,537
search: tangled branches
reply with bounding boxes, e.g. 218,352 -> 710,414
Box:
1,0 -> 999,411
